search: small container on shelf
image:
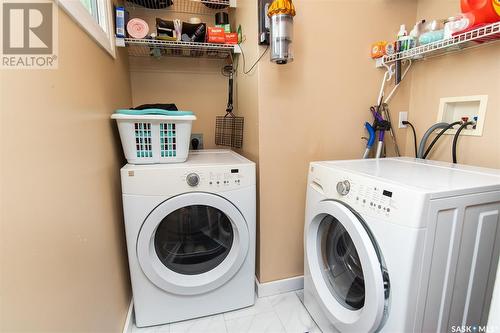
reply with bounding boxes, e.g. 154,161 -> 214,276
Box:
225,32 -> 238,44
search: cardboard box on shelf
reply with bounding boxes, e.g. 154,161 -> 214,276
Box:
225,33 -> 238,44
207,27 -> 226,44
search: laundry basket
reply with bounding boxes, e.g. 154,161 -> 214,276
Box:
112,109 -> 196,164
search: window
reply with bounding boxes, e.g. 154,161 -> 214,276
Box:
59,0 -> 116,57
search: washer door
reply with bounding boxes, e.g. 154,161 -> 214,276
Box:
137,192 -> 249,295
306,199 -> 389,332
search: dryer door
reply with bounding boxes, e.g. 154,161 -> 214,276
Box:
137,192 -> 249,295
306,199 -> 389,332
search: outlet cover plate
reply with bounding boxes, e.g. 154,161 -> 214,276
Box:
190,133 -> 204,150
399,112 -> 408,128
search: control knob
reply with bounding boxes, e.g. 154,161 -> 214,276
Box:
186,173 -> 200,187
336,180 -> 351,196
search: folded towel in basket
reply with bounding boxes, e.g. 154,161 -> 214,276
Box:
133,103 -> 178,111
116,109 -> 194,116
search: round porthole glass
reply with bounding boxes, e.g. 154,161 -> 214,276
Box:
321,215 -> 365,310
154,205 -> 234,275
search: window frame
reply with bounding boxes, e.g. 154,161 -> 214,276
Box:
58,0 -> 116,58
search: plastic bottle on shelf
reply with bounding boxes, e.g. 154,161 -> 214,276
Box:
409,23 -> 421,48
397,24 -> 407,39
397,24 -> 408,50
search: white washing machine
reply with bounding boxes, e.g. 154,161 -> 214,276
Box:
304,158 -> 500,333
121,150 -> 256,327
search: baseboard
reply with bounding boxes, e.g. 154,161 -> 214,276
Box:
122,299 -> 134,333
255,275 -> 304,298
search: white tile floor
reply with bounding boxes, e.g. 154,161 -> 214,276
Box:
131,290 -> 321,333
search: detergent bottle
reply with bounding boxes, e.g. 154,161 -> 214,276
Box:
461,0 -> 500,25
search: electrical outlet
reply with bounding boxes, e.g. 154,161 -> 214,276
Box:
190,134 -> 204,150
399,112 -> 408,128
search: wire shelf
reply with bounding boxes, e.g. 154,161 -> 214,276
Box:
124,38 -> 235,59
125,0 -> 233,15
377,21 -> 500,67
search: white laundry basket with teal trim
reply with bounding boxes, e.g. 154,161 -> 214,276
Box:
112,109 -> 196,164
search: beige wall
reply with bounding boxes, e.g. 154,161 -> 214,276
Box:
232,0 -> 263,276
404,0 -> 500,168
0,9 -> 132,332
233,0 -> 261,165
251,0 -> 417,282
129,58 -> 228,149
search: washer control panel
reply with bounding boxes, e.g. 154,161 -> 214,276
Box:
331,175 -> 399,219
345,180 -> 395,217
309,163 -> 424,227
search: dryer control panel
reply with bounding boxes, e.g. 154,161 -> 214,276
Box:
180,168 -> 246,191
121,162 -> 255,196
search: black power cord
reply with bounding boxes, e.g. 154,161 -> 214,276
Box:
402,120 -> 418,158
239,43 -> 269,75
452,121 -> 474,164
422,121 -> 462,159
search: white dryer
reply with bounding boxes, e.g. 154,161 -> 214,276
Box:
121,150 -> 256,327
304,158 -> 500,333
